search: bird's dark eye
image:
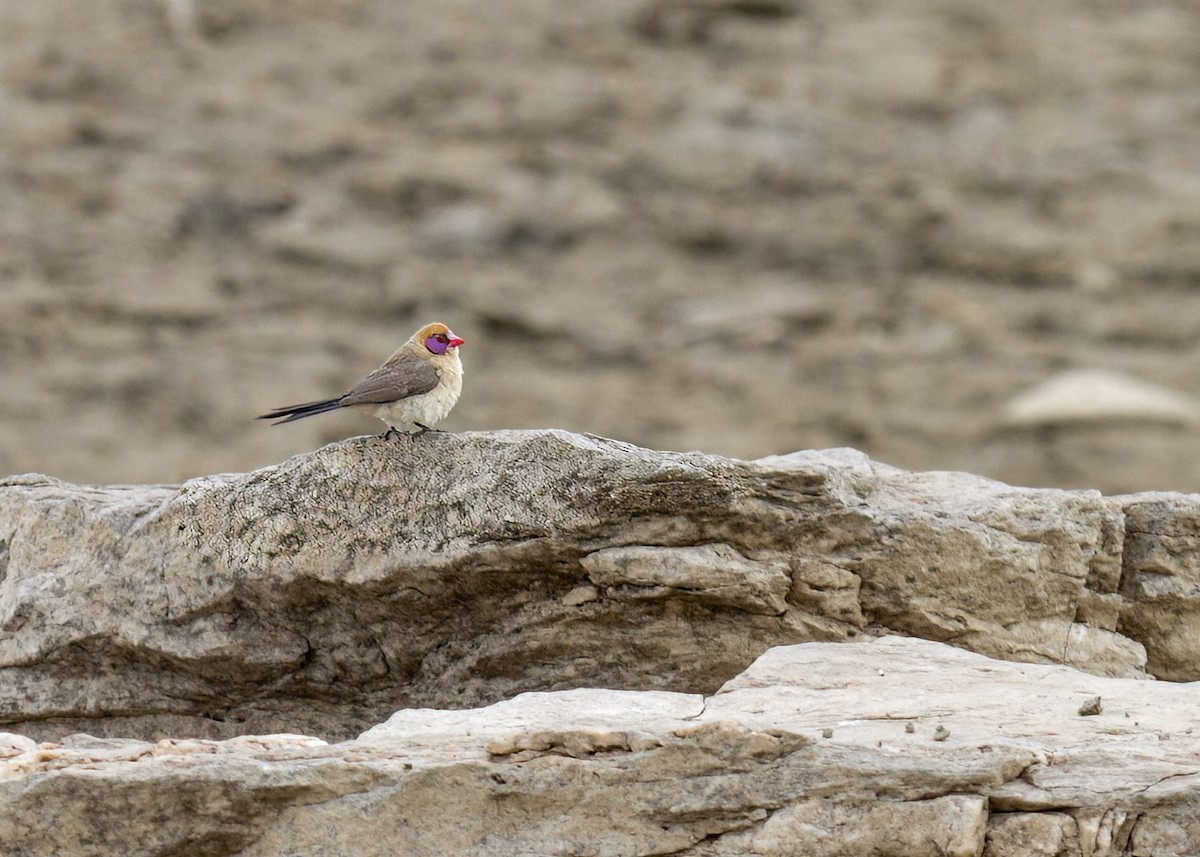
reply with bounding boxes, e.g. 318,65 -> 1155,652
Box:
436,334 -> 448,342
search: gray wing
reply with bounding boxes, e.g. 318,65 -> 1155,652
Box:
340,351 -> 439,406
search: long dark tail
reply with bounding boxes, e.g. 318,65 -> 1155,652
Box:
257,397 -> 345,425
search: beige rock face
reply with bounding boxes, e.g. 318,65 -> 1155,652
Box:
1117,492 -> 1200,681
4,637 -> 1200,857
7,432 -> 1200,854
0,430 -> 1158,742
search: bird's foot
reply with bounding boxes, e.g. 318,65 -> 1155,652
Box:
414,422 -> 443,435
380,426 -> 405,441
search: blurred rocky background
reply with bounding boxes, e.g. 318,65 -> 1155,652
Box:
3,0 -> 1200,492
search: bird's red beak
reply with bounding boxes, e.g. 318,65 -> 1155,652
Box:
449,335 -> 465,348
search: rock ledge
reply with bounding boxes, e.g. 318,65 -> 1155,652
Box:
2,430 -> 1198,741
3,637 -> 1198,857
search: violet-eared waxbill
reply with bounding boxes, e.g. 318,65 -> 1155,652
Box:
258,322 -> 464,437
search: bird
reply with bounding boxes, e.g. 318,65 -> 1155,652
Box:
258,322 -> 465,438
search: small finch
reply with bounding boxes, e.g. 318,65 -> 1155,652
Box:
258,322 -> 465,437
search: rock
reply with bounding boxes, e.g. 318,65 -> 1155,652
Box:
1001,369 -> 1200,428
1116,492 -> 1200,681
579,542 -> 791,615
0,429 -> 1169,743
985,812 -> 1081,857
4,637 -> 1200,856
0,732 -> 37,758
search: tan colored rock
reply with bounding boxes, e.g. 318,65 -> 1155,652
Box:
1001,369 -> 1200,428
0,430 -> 1161,742
579,542 -> 791,615
3,638 -> 1200,857
985,812 -> 1081,856
1116,492 -> 1200,681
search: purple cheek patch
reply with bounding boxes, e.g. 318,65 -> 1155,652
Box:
425,336 -> 449,355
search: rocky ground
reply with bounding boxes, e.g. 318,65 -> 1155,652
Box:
0,431 -> 1151,741
5,434 -> 1200,855
7,638 -> 1198,857
4,1 -> 1200,493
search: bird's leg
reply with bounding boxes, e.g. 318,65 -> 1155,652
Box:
381,426 -> 404,441
414,422 -> 443,434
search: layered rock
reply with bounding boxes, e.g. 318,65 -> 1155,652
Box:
0,429 -> 1179,743
4,638 -> 1199,857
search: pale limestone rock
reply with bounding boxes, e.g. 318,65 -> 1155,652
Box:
0,733 -> 37,759
3,638 -> 1200,857
579,542 -> 791,615
692,795 -> 989,857
1117,492 -> 1200,680
1002,369 -> 1200,428
985,811 -> 1080,856
0,429 -> 1167,743
560,584 -> 599,606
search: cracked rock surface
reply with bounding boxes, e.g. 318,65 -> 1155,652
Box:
4,637 -> 1198,857
0,429 -> 1166,742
